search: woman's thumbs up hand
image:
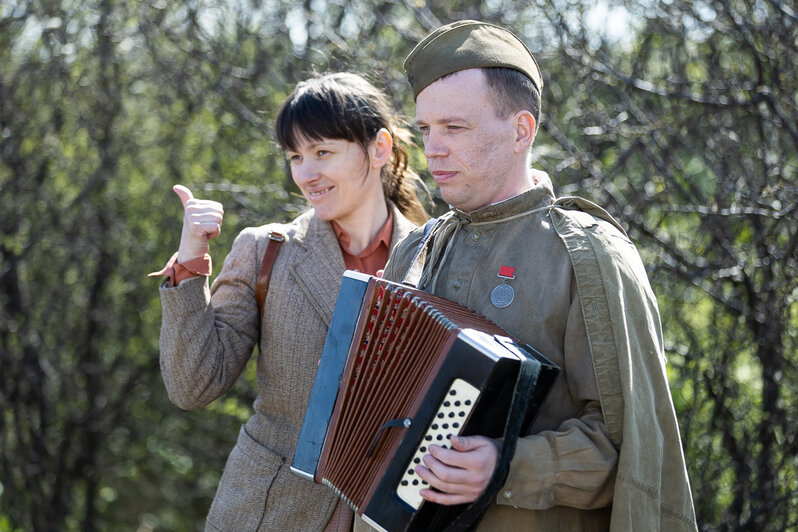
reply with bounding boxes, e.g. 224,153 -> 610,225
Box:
173,184 -> 224,263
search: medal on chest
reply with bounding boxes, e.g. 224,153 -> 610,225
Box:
490,265 -> 516,309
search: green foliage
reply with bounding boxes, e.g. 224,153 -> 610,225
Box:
533,1 -> 797,528
1,0 -> 795,530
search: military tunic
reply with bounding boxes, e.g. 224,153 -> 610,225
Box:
355,176 -> 697,531
379,180 -> 616,530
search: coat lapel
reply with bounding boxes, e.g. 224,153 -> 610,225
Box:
289,214 -> 346,328
288,204 -> 418,328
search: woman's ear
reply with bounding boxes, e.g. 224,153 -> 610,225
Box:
369,128 -> 393,168
513,111 -> 536,154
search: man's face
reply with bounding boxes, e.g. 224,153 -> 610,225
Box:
415,69 -> 519,213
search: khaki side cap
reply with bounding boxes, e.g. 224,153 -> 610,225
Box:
403,20 -> 543,98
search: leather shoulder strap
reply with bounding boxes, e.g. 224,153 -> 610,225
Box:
255,231 -> 285,318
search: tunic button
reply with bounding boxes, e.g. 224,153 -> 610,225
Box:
503,490 -> 512,499
452,280 -> 462,289
471,232 -> 481,241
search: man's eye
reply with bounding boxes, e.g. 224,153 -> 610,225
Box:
418,126 -> 429,134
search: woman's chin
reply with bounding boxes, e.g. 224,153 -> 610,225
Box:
312,207 -> 338,222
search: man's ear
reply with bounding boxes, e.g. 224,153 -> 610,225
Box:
370,128 -> 393,168
513,111 -> 536,154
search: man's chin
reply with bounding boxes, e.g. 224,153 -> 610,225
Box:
440,191 -> 473,212
438,187 -> 460,209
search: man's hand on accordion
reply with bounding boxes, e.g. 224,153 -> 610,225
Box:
415,435 -> 500,505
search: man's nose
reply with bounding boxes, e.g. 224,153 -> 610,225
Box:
423,131 -> 448,158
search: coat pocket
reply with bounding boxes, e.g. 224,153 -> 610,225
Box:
206,426 -> 285,532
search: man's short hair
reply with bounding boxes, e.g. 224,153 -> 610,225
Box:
482,67 -> 541,132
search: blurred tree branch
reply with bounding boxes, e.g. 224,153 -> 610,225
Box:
1,1 -> 795,530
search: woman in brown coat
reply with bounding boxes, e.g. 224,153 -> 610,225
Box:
154,73 -> 426,531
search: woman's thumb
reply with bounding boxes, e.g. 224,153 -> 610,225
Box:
172,184 -> 194,206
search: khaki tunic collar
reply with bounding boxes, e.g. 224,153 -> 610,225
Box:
452,179 -> 555,225
417,181 -> 556,292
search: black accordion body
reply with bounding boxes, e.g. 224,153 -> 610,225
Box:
291,271 -> 559,532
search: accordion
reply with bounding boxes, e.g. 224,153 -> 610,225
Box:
291,271 -> 559,532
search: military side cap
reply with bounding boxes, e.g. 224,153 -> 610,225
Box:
403,20 -> 542,98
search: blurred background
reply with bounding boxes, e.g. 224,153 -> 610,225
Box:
1,0 -> 795,530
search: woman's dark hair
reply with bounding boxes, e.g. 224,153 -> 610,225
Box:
275,72 -> 428,224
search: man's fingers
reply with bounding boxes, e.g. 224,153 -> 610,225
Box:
427,437 -> 492,470
449,435 -> 484,452
415,461 -> 482,504
173,184 -> 194,206
419,452 -> 470,485
419,485 -> 473,506
413,436 -> 500,506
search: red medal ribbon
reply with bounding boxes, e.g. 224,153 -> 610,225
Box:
498,265 -> 515,279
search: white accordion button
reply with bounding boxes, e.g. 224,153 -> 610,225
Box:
396,378 -> 480,509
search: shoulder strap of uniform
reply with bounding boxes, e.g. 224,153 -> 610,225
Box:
552,196 -> 628,237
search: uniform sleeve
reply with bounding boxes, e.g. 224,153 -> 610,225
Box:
158,229 -> 261,410
497,290 -> 618,511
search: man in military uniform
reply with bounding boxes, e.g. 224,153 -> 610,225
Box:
359,20 -> 698,531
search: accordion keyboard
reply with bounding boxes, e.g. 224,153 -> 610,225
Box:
395,378 -> 481,509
